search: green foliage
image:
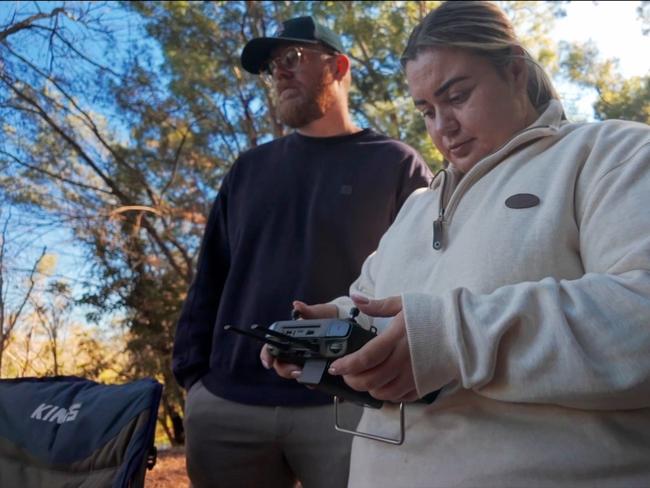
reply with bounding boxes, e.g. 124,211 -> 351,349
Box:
310,1 -> 443,164
500,1 -> 568,74
638,1 -> 650,36
1,0 -> 647,447
560,40 -> 650,123
128,1 -> 445,165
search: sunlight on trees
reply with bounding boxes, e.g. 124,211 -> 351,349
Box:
0,0 -> 647,447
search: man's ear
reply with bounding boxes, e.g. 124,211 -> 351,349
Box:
333,54 -> 350,80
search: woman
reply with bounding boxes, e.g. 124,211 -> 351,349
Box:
263,2 -> 650,486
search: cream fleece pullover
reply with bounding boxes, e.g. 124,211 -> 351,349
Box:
332,100 -> 650,487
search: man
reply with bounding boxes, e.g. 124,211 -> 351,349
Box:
172,16 -> 432,488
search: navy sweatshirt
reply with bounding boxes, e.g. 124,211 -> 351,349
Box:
172,128 -> 432,406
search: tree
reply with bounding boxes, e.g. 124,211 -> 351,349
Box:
560,40 -> 650,123
129,1 -> 442,164
638,0 -> 649,36
0,2 -> 195,444
31,281 -> 74,376
1,1 -> 646,448
0,210 -> 49,376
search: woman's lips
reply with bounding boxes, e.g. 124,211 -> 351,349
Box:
449,139 -> 474,158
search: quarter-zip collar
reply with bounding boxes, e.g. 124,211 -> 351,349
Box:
431,100 -> 565,251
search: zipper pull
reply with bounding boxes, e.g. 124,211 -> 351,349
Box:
432,168 -> 447,251
432,218 -> 444,250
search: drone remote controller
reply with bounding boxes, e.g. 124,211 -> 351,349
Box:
225,308 -> 384,408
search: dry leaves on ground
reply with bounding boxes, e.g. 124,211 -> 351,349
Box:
145,447 -> 189,488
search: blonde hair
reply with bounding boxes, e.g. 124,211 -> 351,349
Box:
401,1 -> 559,111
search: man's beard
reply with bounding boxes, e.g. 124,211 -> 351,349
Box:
276,73 -> 336,129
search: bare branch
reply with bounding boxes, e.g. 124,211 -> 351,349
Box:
0,72 -> 129,202
28,24 -> 123,78
139,215 -> 191,283
160,130 -> 188,198
1,149 -> 114,196
0,245 -> 47,376
0,211 -> 10,338
0,8 -> 64,43
3,43 -> 157,202
109,205 -> 163,217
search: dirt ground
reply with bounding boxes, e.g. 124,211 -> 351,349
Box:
143,448 -> 303,488
144,447 -> 190,488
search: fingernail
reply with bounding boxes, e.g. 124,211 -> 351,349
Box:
328,367 -> 337,375
261,360 -> 270,370
290,370 -> 301,378
351,294 -> 370,304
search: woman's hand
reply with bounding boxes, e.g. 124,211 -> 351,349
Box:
328,295 -> 418,403
260,300 -> 338,379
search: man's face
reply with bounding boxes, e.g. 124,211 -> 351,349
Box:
405,47 -> 533,174
266,44 -> 337,128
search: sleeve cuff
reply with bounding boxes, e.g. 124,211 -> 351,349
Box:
402,292 -> 458,397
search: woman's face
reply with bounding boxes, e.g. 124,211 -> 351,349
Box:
405,47 -> 536,173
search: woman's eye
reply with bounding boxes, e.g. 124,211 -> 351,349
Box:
449,91 -> 469,104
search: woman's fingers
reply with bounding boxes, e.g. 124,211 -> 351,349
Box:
261,301 -> 336,382
328,311 -> 418,403
292,300 -> 338,319
264,298 -> 417,403
350,294 -> 403,318
329,311 -> 406,375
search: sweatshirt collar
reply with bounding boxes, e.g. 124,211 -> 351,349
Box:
534,99 -> 565,131
432,99 -> 566,190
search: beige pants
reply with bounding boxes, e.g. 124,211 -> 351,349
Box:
184,380 -> 362,488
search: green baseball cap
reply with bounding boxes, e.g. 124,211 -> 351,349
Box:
241,16 -> 344,75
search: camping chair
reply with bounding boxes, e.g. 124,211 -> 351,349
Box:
0,376 -> 162,488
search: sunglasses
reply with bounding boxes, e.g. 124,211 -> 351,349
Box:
261,46 -> 337,77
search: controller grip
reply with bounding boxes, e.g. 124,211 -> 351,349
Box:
319,373 -> 384,409
297,359 -> 383,409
